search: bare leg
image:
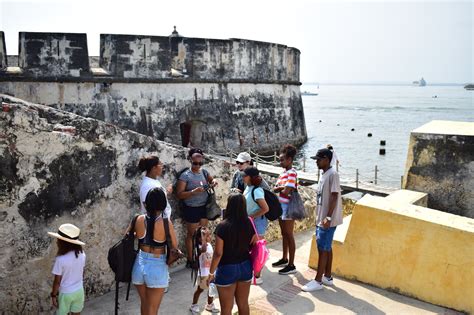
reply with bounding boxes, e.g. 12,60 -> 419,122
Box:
186,222 -> 199,261
278,219 -> 288,260
135,284 -> 147,315
325,250 -> 333,278
192,286 -> 204,304
281,220 -> 296,265
146,287 -> 165,315
315,250 -> 329,282
217,284 -> 237,315
235,280 -> 251,315
200,218 -> 209,227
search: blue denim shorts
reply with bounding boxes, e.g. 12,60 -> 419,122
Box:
316,226 -> 337,251
215,259 -> 253,287
280,202 -> 292,220
132,250 -> 168,288
253,215 -> 268,236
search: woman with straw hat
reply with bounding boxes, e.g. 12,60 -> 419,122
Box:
48,223 -> 86,315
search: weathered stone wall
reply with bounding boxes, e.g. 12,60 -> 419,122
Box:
0,94 -> 314,313
0,31 -> 6,69
0,81 -> 306,153
403,120 -> 474,218
18,32 -> 91,78
100,34 -> 300,82
0,31 -> 306,153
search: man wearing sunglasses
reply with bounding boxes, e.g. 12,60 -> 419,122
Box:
176,148 -> 218,267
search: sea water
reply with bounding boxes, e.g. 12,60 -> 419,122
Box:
297,84 -> 474,188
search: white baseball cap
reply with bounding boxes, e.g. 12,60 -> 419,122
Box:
236,152 -> 251,163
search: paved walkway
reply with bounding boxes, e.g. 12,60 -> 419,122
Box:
84,229 -> 460,314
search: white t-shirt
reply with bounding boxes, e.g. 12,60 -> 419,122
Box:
52,251 -> 86,294
199,243 -> 213,277
139,176 -> 171,218
316,167 -> 343,227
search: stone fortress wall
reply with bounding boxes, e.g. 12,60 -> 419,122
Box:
0,94 -> 315,313
0,30 -> 307,153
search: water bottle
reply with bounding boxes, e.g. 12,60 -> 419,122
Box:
208,282 -> 218,298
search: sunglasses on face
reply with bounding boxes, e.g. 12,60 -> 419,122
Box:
236,161 -> 247,165
192,161 -> 204,166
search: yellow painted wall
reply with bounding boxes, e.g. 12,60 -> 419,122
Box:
309,193 -> 474,313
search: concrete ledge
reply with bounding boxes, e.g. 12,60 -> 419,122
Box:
309,194 -> 474,313
384,189 -> 428,207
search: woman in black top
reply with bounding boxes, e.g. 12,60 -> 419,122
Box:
207,193 -> 257,315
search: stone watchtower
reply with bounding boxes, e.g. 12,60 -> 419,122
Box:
0,29 -> 307,153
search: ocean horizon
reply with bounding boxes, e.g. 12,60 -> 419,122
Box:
296,84 -> 474,188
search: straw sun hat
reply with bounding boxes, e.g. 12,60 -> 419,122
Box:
47,223 -> 85,246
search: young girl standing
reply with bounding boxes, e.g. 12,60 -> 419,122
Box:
48,223 -> 86,315
190,226 -> 219,314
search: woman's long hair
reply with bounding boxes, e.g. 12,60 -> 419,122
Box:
56,239 -> 83,258
223,193 -> 249,253
191,226 -> 204,284
145,188 -> 167,216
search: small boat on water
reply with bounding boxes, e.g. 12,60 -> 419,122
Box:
301,91 -> 318,96
412,77 -> 426,86
464,84 -> 474,90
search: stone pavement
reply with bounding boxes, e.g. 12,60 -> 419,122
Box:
84,229 -> 461,314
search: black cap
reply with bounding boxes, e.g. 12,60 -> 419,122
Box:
310,148 -> 333,160
242,166 -> 259,177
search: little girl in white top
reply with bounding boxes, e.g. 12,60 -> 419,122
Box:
190,226 -> 219,314
48,224 -> 86,315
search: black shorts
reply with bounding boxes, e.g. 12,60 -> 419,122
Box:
182,204 -> 207,223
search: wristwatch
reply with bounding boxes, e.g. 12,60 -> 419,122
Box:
325,216 -> 332,221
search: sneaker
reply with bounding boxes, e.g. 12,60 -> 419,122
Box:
272,258 -> 289,267
301,280 -> 324,292
322,276 -> 334,286
278,264 -> 297,275
205,302 -> 220,313
253,277 -> 263,285
190,304 -> 200,314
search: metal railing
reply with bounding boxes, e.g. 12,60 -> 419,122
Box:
206,147 -> 403,189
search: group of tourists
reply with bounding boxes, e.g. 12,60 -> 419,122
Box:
46,143 -> 343,315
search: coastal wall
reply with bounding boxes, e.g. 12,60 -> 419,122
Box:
0,31 -> 306,153
403,120 -> 474,218
0,31 -> 6,69
309,191 -> 474,313
0,94 -> 315,313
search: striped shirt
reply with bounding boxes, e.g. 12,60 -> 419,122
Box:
276,168 -> 297,203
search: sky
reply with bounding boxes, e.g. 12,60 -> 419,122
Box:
0,0 -> 472,84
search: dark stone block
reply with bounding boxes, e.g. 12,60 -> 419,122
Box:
0,31 -> 7,70
18,32 -> 90,78
18,147 -> 115,222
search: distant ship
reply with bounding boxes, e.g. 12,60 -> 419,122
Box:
464,84 -> 474,90
412,77 -> 426,86
301,91 -> 318,96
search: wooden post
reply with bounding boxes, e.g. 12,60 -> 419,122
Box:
303,158 -> 306,172
274,151 -> 277,164
356,169 -> 359,189
256,153 -> 259,167
375,165 -> 378,185
229,149 -> 233,162
401,175 -> 404,188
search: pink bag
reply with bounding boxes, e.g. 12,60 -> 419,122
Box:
248,217 -> 269,283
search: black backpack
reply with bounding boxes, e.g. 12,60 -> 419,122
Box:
251,187 -> 283,221
107,215 -> 139,315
